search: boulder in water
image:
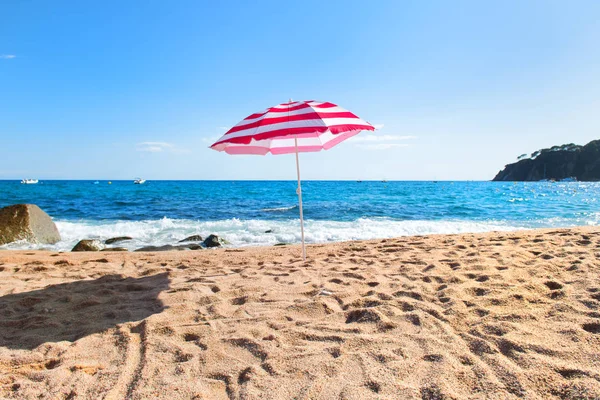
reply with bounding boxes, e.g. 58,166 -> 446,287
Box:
179,235 -> 203,243
0,204 -> 61,245
72,239 -> 104,252
203,234 -> 227,248
105,236 -> 133,245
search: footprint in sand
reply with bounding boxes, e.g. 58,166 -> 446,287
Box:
343,272 -> 366,280
231,296 -> 248,305
365,381 -> 381,394
544,281 -> 563,290
582,322 -> 600,334
423,354 -> 443,362
448,262 -> 461,270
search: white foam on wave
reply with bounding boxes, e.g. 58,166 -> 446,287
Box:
261,205 -> 298,212
0,217 -> 532,252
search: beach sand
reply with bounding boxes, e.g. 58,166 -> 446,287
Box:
1,228 -> 599,399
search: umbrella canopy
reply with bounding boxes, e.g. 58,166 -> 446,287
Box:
210,100 -> 375,260
210,100 -> 374,155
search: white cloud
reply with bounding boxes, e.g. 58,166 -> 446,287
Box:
349,134 -> 417,143
373,123 -> 385,130
136,141 -> 190,154
357,143 -> 410,150
350,132 -> 415,150
218,126 -> 229,131
0,54 -> 16,59
202,135 -> 222,144
136,142 -> 173,152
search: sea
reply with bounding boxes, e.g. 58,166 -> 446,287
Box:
0,180 -> 598,251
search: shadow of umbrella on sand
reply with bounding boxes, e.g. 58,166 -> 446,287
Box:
210,100 -> 375,260
0,273 -> 169,350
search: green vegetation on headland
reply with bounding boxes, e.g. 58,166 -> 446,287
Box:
493,139 -> 600,181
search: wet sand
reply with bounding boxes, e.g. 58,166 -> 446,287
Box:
1,227 -> 599,399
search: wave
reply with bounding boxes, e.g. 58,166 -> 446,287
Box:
261,205 -> 298,212
0,217 -> 541,252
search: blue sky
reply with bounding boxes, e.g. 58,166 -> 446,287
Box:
1,0 -> 599,180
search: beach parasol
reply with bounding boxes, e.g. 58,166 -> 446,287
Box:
210,100 -> 375,260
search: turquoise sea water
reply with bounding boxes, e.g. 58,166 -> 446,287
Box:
0,180 -> 598,251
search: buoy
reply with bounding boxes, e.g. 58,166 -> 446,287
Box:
108,181 -> 112,185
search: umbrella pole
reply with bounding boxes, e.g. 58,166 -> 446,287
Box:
294,137 -> 306,260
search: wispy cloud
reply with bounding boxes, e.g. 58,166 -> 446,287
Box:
349,134 -> 417,143
373,123 -> 385,130
202,135 -> 221,145
350,132 -> 416,151
0,54 -> 16,60
136,141 -> 190,154
356,143 -> 410,151
218,126 -> 229,131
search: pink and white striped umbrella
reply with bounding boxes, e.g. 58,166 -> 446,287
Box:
210,100 -> 375,260
210,100 -> 374,155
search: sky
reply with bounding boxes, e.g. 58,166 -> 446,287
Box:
1,0 -> 599,181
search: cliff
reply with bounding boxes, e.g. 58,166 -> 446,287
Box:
493,139 -> 600,181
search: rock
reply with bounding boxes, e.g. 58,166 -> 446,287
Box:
134,245 -> 176,252
203,234 -> 228,248
179,235 -> 203,243
134,243 -> 204,252
72,239 -> 104,252
264,229 -> 273,233
274,243 -> 289,246
493,139 -> 600,181
0,204 -> 61,245
104,236 -> 133,245
101,247 -> 129,252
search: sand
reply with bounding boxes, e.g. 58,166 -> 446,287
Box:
1,227 -> 599,399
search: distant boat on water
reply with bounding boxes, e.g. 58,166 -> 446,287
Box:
560,177 -> 577,182
93,181 -> 100,185
134,178 -> 146,184
20,179 -> 38,184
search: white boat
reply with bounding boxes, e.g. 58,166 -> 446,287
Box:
20,179 -> 38,184
134,178 -> 146,184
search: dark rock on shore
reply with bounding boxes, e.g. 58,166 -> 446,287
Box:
131,234 -> 229,252
265,229 -> 273,233
493,139 -> 600,181
105,236 -> 133,245
134,243 -> 203,252
72,239 -> 104,252
203,234 -> 227,248
134,245 -> 177,252
0,204 -> 61,245
101,247 -> 129,252
179,235 -> 203,243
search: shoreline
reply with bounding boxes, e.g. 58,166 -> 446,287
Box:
1,226 -> 600,398
1,225 -> 597,254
